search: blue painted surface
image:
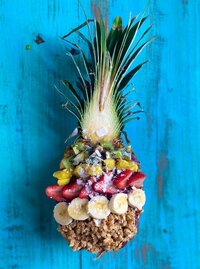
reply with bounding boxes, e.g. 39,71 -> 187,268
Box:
0,0 -> 200,268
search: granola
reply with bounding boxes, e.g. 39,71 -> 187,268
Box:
58,207 -> 141,254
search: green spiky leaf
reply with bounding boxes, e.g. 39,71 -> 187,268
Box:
60,8 -> 153,143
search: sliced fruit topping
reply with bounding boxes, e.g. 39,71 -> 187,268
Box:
113,170 -> 132,190
109,193 -> 128,214
45,185 -> 64,202
79,187 -> 88,199
113,150 -> 122,159
62,180 -> 84,201
53,169 -> 72,186
127,161 -> 139,171
116,159 -> 138,171
126,145 -> 132,152
100,141 -> 114,151
104,158 -> 115,170
128,189 -> 146,210
127,172 -> 146,188
53,202 -> 73,225
79,177 -> 96,199
76,143 -> 85,151
60,158 -> 73,170
57,178 -> 71,186
72,144 -> 80,155
53,169 -> 72,180
73,152 -> 88,165
88,195 -> 110,219
68,197 -> 89,220
93,173 -> 118,194
73,164 -> 88,177
85,164 -> 103,176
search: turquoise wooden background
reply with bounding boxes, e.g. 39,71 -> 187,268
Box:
0,0 -> 200,268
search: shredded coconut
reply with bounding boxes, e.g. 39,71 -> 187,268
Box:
96,127 -> 108,138
76,179 -> 83,185
78,168 -> 87,178
93,218 -> 102,227
85,184 -> 92,193
102,172 -> 113,192
95,149 -> 101,157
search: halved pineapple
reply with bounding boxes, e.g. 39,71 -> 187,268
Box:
46,5 -> 153,255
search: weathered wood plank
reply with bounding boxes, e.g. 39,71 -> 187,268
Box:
0,0 -> 200,268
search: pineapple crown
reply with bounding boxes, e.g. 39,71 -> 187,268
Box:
60,5 -> 154,143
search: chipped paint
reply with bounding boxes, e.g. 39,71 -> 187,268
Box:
35,34 -> 45,44
182,0 -> 188,4
157,152 -> 168,198
0,104 -> 8,124
142,243 -> 153,263
4,225 -> 24,232
25,44 -> 31,50
156,119 -> 171,199
182,0 -> 188,15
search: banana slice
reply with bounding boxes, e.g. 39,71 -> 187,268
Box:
88,196 -> 110,219
128,189 -> 146,210
109,193 -> 128,214
68,198 -> 89,220
53,202 -> 73,225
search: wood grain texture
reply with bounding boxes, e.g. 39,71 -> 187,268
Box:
0,0 -> 200,268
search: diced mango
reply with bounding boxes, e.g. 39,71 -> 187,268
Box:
104,158 -> 115,170
116,160 -> 138,171
116,159 -> 129,169
53,169 -> 72,180
127,161 -> 139,172
57,177 -> 71,186
73,165 -> 85,177
85,164 -> 102,176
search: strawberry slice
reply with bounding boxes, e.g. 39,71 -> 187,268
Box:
62,180 -> 83,201
79,177 -> 96,199
113,170 -> 133,190
79,187 -> 88,199
93,173 -> 118,195
127,172 -> 146,188
45,185 -> 64,202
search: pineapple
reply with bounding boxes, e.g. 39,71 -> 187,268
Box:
46,7 -> 153,255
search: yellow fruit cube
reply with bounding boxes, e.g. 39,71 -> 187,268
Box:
85,164 -> 102,176
127,161 -> 139,172
57,177 -> 71,186
53,169 -> 72,180
73,165 -> 85,177
104,159 -> 115,170
116,159 -> 139,171
116,159 -> 130,170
